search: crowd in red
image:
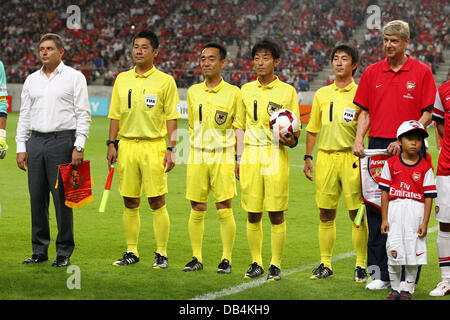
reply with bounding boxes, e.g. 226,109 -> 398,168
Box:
352,0 -> 448,83
1,0 -> 447,89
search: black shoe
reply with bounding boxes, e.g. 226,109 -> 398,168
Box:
217,259 -> 232,274
400,291 -> 414,300
354,266 -> 368,283
112,252 -> 140,266
244,262 -> 264,279
153,252 -> 168,269
22,254 -> 48,264
385,290 -> 401,300
52,256 -> 70,267
184,257 -> 203,272
267,264 -> 281,281
310,263 -> 334,280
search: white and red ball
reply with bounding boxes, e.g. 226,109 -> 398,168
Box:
269,109 -> 299,138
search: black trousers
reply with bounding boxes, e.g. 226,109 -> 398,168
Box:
366,137 -> 424,283
26,130 -> 75,258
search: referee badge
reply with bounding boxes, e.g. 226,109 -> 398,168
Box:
145,94 -> 158,109
343,108 -> 356,122
267,101 -> 281,115
215,110 -> 228,125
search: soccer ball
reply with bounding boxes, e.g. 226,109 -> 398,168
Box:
269,109 -> 299,138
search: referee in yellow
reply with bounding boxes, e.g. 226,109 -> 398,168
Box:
303,44 -> 368,282
107,30 -> 181,268
234,38 -> 300,281
183,42 -> 240,274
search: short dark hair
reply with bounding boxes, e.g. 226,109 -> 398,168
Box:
398,129 -> 427,141
251,38 -> 281,59
330,44 -> 359,75
40,33 -> 65,50
132,30 -> 159,49
203,42 -> 227,60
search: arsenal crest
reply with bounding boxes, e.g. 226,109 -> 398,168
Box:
215,110 -> 228,125
367,155 -> 388,183
412,171 -> 421,182
267,101 -> 281,115
406,81 -> 416,91
391,250 -> 397,259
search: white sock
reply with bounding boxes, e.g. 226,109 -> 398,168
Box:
404,265 -> 418,293
437,230 -> 450,282
388,264 -> 401,292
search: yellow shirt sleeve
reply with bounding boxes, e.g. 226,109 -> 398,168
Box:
233,89 -> 246,130
305,91 -> 322,133
286,86 -> 301,133
231,88 -> 242,128
108,77 -> 121,120
163,77 -> 181,120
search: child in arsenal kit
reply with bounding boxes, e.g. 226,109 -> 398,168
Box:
378,120 -> 437,300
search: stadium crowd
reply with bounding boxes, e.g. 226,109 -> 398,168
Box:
0,0 -> 448,89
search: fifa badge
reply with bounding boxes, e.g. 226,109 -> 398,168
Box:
145,94 -> 158,109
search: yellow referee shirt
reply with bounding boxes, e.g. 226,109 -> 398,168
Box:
187,78 -> 241,150
234,76 -> 300,146
306,81 -> 359,151
108,66 -> 181,139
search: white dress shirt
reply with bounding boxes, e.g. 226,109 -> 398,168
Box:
16,61 -> 91,153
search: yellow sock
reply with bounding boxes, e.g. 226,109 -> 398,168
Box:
247,220 -> 263,267
353,215 -> 368,268
123,207 -> 140,257
152,205 -> 170,257
270,221 -> 286,268
217,208 -> 236,263
319,220 -> 336,269
188,209 -> 206,262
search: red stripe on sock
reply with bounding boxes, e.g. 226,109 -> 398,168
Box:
438,256 -> 450,262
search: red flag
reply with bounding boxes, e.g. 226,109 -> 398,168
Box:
56,160 -> 94,209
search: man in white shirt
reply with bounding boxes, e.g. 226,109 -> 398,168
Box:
16,33 -> 91,267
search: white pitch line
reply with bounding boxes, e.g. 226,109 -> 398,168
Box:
191,225 -> 440,300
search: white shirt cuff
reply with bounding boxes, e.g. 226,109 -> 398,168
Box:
16,142 -> 27,153
74,135 -> 87,149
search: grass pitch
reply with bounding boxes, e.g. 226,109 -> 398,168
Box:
0,113 -> 447,302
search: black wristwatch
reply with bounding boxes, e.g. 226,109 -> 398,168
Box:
107,139 -> 119,150
167,146 -> 177,153
304,154 -> 313,161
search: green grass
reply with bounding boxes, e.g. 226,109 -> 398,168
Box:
0,113 -> 447,301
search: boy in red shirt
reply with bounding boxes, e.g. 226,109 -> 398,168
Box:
379,120 -> 437,300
